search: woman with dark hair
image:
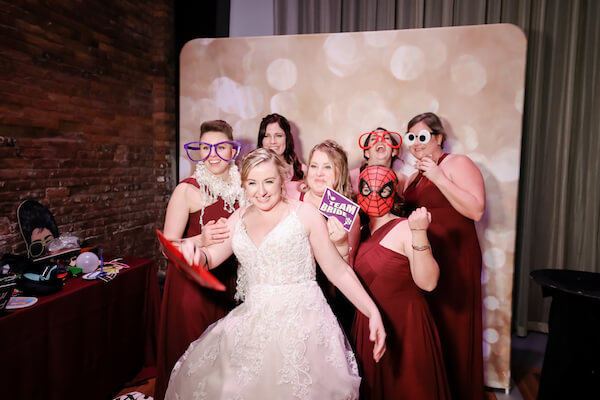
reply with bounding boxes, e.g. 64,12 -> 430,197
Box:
349,127 -> 406,196
257,113 -> 305,199
403,112 -> 485,400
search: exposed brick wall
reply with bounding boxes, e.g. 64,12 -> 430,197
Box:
0,0 -> 176,264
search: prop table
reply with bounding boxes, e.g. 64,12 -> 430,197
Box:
0,257 -> 160,400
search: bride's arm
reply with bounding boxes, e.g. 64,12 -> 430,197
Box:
180,208 -> 241,269
298,202 -> 386,361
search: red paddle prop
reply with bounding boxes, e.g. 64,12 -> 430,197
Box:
156,230 -> 226,291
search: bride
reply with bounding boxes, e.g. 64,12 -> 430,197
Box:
165,148 -> 386,400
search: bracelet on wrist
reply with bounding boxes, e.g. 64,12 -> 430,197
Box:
410,228 -> 427,231
192,249 -> 208,271
412,244 -> 431,251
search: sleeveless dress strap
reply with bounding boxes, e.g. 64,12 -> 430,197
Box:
406,153 -> 449,190
181,176 -> 200,188
437,152 -> 449,165
371,218 -> 404,240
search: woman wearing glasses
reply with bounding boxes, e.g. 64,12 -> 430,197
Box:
349,128 -> 406,196
403,112 -> 485,400
155,120 -> 246,400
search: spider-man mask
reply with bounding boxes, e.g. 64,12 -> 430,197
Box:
357,166 -> 397,217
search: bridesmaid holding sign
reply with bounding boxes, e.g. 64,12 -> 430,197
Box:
300,140 -> 359,263
299,140 -> 359,335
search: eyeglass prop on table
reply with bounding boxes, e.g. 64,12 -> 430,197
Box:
1,199 -> 132,313
156,230 -> 225,291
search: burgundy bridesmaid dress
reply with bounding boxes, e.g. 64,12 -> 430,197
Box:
403,153 -> 484,400
154,178 -> 238,400
352,218 -> 450,400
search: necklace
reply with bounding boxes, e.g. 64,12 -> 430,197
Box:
193,162 -> 246,229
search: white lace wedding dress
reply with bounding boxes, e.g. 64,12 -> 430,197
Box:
165,209 -> 360,400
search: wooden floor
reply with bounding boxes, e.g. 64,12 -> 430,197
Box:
486,367 -> 541,400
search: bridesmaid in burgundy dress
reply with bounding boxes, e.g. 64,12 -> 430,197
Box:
154,120 -> 246,400
349,127 -> 406,196
403,112 -> 485,400
299,140 -> 360,335
256,113 -> 305,199
352,165 -> 450,400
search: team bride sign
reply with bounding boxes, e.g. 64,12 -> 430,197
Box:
318,187 -> 360,231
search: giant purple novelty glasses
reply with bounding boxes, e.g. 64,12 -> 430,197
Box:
184,141 -> 242,162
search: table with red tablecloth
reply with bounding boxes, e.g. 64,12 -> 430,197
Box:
0,257 -> 160,400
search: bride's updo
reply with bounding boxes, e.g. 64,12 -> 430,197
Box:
240,148 -> 289,194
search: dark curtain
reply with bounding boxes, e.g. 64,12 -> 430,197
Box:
273,0 -> 600,335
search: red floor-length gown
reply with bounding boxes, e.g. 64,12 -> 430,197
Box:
403,153 -> 484,400
154,177 -> 238,400
352,218 -> 450,400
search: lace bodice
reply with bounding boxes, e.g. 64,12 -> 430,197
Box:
232,209 -> 316,301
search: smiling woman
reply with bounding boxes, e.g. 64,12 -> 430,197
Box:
350,127 -> 406,196
154,119 -> 246,400
403,112 -> 486,400
164,148 -> 387,400
256,113 -> 305,199
300,140 -> 359,334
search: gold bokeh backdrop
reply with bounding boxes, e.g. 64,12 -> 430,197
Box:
179,23 -> 526,389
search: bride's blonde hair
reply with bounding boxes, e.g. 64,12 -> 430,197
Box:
241,148 -> 288,195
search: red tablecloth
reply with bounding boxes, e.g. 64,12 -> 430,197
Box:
0,257 -> 160,400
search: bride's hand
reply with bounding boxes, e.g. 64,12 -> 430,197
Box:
180,239 -> 206,268
369,311 -> 387,362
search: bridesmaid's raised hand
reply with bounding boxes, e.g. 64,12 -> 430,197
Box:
407,207 -> 431,231
416,156 -> 444,184
180,239 -> 206,269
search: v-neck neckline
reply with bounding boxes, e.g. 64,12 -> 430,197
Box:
241,208 -> 294,250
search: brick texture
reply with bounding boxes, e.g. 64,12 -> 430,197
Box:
0,0 -> 176,265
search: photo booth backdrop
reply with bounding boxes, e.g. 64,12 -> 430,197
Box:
179,23 -> 526,390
